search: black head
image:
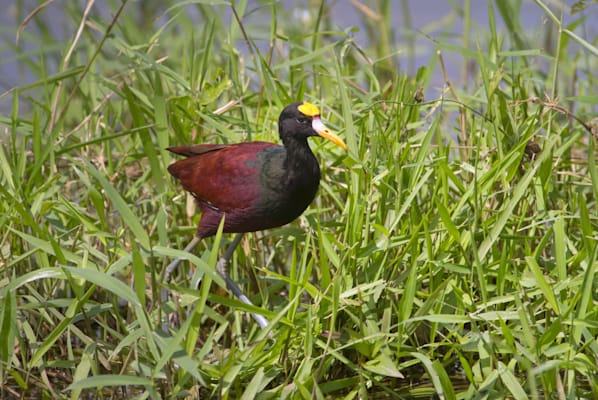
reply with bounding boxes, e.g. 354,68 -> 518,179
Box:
278,102 -> 346,149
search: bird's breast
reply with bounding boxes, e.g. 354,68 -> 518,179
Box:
254,147 -> 320,226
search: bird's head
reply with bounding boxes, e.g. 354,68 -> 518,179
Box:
279,102 -> 347,150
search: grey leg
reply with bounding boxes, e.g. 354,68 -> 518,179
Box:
161,236 -> 201,332
216,233 -> 269,329
161,233 -> 269,332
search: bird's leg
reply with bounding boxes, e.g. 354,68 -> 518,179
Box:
161,236 -> 201,332
162,236 -> 201,303
161,233 -> 269,332
217,233 -> 269,329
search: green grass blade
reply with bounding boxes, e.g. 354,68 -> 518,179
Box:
82,161 -> 151,250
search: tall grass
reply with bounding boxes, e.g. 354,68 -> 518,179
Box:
1,0 -> 597,398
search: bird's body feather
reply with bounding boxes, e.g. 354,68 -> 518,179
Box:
167,141 -> 320,238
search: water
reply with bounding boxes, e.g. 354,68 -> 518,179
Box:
0,0 -> 594,113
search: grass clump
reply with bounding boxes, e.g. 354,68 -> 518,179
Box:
1,0 -> 597,398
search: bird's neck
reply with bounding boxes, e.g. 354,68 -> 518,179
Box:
282,137 -> 321,187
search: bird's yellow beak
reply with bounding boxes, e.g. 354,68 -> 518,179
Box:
298,102 -> 347,150
312,117 -> 347,150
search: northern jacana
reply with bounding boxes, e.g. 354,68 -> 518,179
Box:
164,102 -> 346,330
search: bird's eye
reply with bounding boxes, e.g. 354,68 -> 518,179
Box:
296,117 -> 309,124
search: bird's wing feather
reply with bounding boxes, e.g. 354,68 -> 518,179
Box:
167,144 -> 227,157
167,142 -> 282,212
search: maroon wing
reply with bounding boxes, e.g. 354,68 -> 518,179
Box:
167,142 -> 279,213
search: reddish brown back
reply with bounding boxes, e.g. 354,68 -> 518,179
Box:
167,142 -> 280,213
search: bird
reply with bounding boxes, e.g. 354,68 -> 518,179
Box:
163,101 -> 346,330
